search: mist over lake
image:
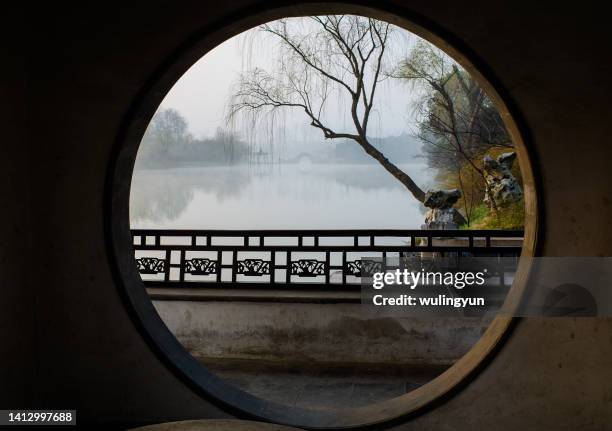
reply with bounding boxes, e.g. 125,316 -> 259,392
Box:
130,161 -> 434,230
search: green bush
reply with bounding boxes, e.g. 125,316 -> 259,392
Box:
460,199 -> 524,230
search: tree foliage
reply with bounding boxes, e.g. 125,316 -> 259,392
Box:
391,41 -> 522,227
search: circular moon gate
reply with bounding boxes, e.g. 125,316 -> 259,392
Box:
108,3 -> 539,429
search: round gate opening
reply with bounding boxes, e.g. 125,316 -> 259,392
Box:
111,4 -> 538,429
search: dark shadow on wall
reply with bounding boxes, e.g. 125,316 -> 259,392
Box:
0,4 -> 36,409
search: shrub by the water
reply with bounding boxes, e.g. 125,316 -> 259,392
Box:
460,199 -> 524,230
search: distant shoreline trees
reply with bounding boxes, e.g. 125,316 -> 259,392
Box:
137,108 -> 427,169
135,109 -> 251,169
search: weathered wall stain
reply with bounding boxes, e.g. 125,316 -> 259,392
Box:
155,301 -> 488,365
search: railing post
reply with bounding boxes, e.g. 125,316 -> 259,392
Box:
216,250 -> 221,283
286,251 -> 291,284
325,251 -> 330,284
341,251 -> 347,285
232,250 -> 237,283
164,249 -> 170,282
178,250 -> 185,283
270,250 -> 276,283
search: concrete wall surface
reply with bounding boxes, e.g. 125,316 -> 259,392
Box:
154,300 -> 489,365
2,1 -> 610,429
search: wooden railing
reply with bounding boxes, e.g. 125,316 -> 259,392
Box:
132,229 -> 523,290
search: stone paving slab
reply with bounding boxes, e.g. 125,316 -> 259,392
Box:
204,359 -> 448,409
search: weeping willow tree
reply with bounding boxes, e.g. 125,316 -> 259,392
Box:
390,41 -> 519,225
227,15 -> 427,203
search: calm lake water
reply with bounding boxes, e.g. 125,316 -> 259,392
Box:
129,162 -> 434,230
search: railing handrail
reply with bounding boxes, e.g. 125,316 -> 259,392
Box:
131,228 -> 524,237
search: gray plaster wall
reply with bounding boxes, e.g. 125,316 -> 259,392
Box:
5,1 -> 611,429
153,300 -> 488,365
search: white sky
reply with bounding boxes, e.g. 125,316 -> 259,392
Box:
157,19 -> 425,141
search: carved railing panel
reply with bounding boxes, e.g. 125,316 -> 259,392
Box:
290,260 -> 326,277
185,258 -> 217,275
131,229 -> 523,290
236,259 -> 270,276
136,257 -> 165,274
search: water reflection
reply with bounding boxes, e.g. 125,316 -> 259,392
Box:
130,162 -> 434,229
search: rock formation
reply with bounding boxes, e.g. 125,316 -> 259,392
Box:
422,189 -> 465,230
483,152 -> 523,207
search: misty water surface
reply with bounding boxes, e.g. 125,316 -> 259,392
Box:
129,162 -> 434,230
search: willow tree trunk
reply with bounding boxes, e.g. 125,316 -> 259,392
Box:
356,137 -> 426,203
357,136 -> 468,226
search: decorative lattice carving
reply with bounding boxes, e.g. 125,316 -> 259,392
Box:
290,259 -> 326,277
136,257 -> 165,274
236,259 -> 270,276
184,258 -> 217,275
344,259 -> 382,277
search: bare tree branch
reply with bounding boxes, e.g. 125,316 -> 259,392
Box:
228,16 -> 427,203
